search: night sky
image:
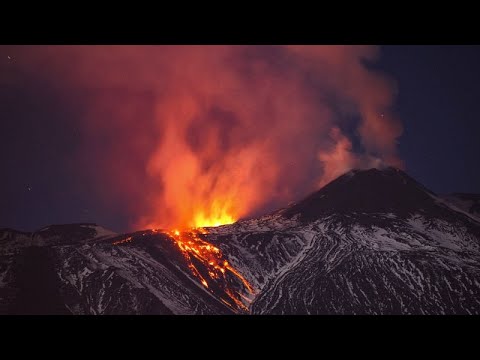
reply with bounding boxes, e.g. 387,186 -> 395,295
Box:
1,45 -> 479,232
380,45 -> 480,196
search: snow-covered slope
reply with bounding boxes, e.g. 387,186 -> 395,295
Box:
214,168 -> 480,314
250,214 -> 480,314
1,168 -> 480,314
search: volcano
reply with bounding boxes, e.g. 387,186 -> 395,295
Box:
1,168 -> 480,314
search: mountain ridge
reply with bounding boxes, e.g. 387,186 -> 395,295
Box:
1,167 -> 480,314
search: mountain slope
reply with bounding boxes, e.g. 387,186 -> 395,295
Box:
440,193 -> 480,221
212,167 -> 480,314
250,216 -> 480,314
1,168 -> 480,314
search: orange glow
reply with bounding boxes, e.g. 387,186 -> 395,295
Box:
165,227 -> 254,311
193,212 -> 236,228
11,46 -> 404,233
112,236 -> 133,245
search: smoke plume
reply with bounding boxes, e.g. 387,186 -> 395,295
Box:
7,45 -> 403,229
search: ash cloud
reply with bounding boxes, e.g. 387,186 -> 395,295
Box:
5,45 -> 403,229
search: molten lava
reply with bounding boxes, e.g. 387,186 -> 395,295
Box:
112,225 -> 255,312
112,236 -> 133,245
193,212 -> 236,228
165,228 -> 254,311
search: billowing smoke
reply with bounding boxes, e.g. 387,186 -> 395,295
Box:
7,45 -> 403,229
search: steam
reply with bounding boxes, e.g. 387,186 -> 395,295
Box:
7,45 -> 403,229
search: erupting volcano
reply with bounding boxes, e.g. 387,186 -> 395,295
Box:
3,167 -> 480,315
1,45 -> 480,315
2,45 -> 404,232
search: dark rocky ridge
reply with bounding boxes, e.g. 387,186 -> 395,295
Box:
284,167 -> 438,219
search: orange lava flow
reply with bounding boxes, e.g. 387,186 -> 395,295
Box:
112,236 -> 133,245
164,228 -> 255,311
112,226 -> 255,312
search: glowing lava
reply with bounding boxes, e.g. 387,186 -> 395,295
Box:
112,236 -> 133,245
192,212 -> 236,228
166,228 -> 254,311
112,225 -> 255,312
